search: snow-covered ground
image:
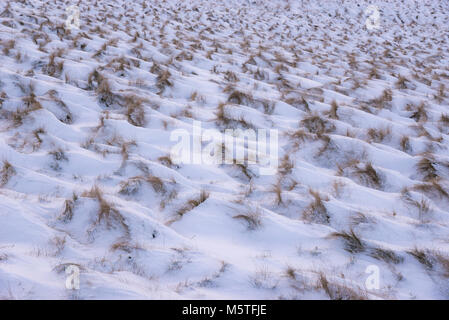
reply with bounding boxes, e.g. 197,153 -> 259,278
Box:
0,0 -> 448,299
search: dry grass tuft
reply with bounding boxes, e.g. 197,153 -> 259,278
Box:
287,128 -> 311,147
49,236 -> 66,256
233,207 -> 262,230
413,179 -> 449,200
227,89 -> 254,106
156,70 -> 173,93
96,78 -> 116,107
300,114 -> 334,136
145,174 -> 166,194
158,155 -> 177,169
49,148 -> 68,170
43,49 -> 65,77
0,160 -> 16,187
175,190 -> 210,220
439,114 -> 449,126
6,88 -> 43,127
278,154 -> 294,176
119,177 -> 142,196
407,247 -> 434,270
110,240 -> 142,253
284,265 -> 297,280
124,95 -> 146,127
409,102 -> 428,123
317,272 -> 367,300
416,157 -> 438,182
215,102 -> 230,125
400,136 -> 411,153
370,247 -> 404,264
340,161 -> 383,189
82,185 -> 129,234
330,229 -> 365,253
271,179 -> 284,206
406,248 -> 449,277
302,189 -> 330,224
284,96 -> 310,112
401,189 -> 432,221
371,89 -> 393,109
59,199 -> 75,222
1,39 -> 16,56
396,75 -> 409,89
367,127 -> 391,143
329,100 -> 339,120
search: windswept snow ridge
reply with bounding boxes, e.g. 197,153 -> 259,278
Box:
0,0 -> 448,299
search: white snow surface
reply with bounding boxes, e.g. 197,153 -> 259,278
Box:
0,0 -> 448,299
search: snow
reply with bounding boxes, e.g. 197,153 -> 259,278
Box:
0,0 -> 448,299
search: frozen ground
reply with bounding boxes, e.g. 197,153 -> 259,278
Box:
0,0 -> 448,299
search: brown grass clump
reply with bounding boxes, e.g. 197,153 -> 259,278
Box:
400,136 -> 411,153
120,140 -> 137,166
87,69 -> 104,89
224,71 -> 239,82
43,49 -> 65,77
32,128 -> 46,151
233,207 -> 262,230
355,162 -> 382,189
59,196 -> 76,222
145,175 -> 166,194
82,185 -> 129,234
370,247 -> 404,264
409,102 -> 428,123
401,189 -> 432,221
215,102 -> 230,125
156,70 -> 173,93
436,252 -> 449,278
367,127 -> 391,143
439,114 -> 449,126
234,163 -> 253,180
173,191 -> 210,221
271,179 -> 283,206
407,247 -> 434,270
7,90 -> 43,127
435,84 -> 446,103
119,177 -> 143,196
371,89 -> 393,109
302,189 -> 330,224
413,179 -> 449,200
227,89 -> 254,106
1,39 -> 15,56
406,248 -> 449,277
158,155 -> 177,169
49,148 -> 68,171
396,75 -> 408,89
96,78 -> 115,107
284,266 -> 297,280
416,157 -> 438,181
284,96 -> 310,113
330,229 -> 365,253
0,160 -> 16,187
332,180 -> 346,198
278,154 -> 294,176
47,90 -> 73,124
124,95 -> 146,127
317,272 -> 367,300
300,114 -> 335,136
329,100 -> 339,120
110,240 -> 142,253
339,160 -> 381,189
287,129 -> 311,147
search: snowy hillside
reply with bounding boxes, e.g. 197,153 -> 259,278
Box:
0,0 -> 448,299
